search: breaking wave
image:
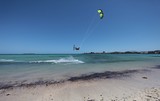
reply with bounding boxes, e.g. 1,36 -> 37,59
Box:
0,59 -> 14,62
30,56 -> 84,64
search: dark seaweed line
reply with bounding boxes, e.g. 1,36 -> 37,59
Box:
0,69 -> 149,90
68,70 -> 140,82
151,65 -> 160,69
0,80 -> 65,90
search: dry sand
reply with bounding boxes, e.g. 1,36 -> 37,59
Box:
0,69 -> 160,101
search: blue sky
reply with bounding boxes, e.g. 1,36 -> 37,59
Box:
0,0 -> 160,53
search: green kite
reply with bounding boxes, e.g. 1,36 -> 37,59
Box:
97,9 -> 104,19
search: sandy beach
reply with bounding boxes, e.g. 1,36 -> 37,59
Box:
1,0 -> 160,100
0,67 -> 160,101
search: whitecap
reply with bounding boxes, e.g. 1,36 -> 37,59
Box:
30,56 -> 84,64
0,59 -> 14,62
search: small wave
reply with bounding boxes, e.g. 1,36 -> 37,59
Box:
30,56 -> 84,64
0,59 -> 14,62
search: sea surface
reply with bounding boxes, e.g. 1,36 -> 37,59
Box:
0,54 -> 160,86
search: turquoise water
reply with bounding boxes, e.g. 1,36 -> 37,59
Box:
0,54 -> 160,84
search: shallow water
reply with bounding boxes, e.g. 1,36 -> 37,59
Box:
0,54 -> 160,85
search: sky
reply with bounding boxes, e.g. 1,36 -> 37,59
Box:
0,0 -> 160,53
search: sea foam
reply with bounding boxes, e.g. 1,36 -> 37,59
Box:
30,56 -> 84,64
0,59 -> 14,62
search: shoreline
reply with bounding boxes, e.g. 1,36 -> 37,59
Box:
0,69 -> 160,101
0,66 -> 160,101
0,68 -> 150,90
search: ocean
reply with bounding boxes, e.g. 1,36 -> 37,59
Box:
0,54 -> 160,88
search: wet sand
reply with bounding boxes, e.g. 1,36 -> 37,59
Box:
0,67 -> 160,101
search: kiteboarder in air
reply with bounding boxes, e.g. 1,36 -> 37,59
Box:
73,9 -> 104,51
73,45 -> 80,51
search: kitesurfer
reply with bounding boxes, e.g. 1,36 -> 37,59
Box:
73,45 -> 80,50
